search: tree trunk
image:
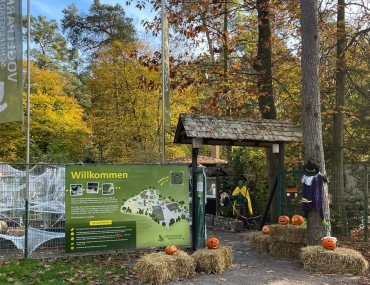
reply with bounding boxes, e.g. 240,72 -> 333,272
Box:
300,0 -> 330,245
255,0 -> 279,223
332,0 -> 347,236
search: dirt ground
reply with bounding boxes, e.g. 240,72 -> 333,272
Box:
132,227 -> 370,285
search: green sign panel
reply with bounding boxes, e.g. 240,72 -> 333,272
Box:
65,165 -> 190,253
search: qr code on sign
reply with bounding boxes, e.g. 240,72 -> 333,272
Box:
170,171 -> 184,185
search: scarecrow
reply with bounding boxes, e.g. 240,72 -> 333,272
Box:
229,176 -> 253,228
300,159 -> 330,227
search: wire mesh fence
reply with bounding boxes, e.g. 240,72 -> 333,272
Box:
278,164 -> 369,242
0,163 -> 66,259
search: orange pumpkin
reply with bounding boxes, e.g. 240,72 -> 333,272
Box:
322,236 -> 337,250
278,215 -> 290,225
206,237 -> 220,249
165,245 -> 178,255
262,225 -> 270,235
291,215 -> 304,226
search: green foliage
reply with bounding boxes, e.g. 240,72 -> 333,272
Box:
61,2 -> 136,58
221,147 -> 268,217
23,15 -> 78,71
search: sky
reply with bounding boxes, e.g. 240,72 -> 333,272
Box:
21,0 -> 154,32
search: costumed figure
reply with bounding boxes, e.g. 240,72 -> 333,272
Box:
229,176 -> 253,228
300,159 -> 330,227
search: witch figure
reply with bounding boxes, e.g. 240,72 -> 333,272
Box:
300,158 -> 330,227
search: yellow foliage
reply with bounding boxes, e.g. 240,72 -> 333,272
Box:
0,61 -> 90,162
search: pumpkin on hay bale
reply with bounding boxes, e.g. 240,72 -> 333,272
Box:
192,246 -> 233,274
278,215 -> 290,225
300,245 -> 369,275
250,232 -> 270,254
206,237 -> 220,249
262,225 -> 270,235
291,215 -> 304,226
134,250 -> 195,285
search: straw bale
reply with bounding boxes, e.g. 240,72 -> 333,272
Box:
192,246 -> 233,274
134,249 -> 195,285
269,241 -> 305,259
270,224 -> 306,244
300,245 -> 369,276
250,232 -> 270,254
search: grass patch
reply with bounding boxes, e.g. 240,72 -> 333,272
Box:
0,251 -> 142,285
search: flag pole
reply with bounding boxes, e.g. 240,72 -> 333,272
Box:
24,0 -> 31,258
161,0 -> 165,164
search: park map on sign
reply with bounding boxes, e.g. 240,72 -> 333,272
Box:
120,188 -> 189,231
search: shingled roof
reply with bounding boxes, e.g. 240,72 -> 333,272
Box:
169,155 -> 227,165
174,114 -> 302,147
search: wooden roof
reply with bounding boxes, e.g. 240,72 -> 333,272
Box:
174,114 -> 302,147
168,155 -> 227,165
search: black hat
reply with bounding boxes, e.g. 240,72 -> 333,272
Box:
302,159 -> 320,176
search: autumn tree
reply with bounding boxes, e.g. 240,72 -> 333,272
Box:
329,0 -> 347,236
309,1 -> 370,234
61,0 -> 137,60
300,0 -> 330,245
22,15 -> 77,71
0,62 -> 90,163
23,15 -> 91,108
86,39 -> 203,163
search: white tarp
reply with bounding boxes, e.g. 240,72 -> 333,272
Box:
0,227 -> 65,254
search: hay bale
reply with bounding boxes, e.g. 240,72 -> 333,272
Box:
270,224 -> 306,244
250,232 -> 270,254
300,245 -> 369,275
269,241 -> 305,259
134,249 -> 195,284
192,246 -> 233,274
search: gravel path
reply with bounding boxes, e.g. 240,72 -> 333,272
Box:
142,227 -> 370,285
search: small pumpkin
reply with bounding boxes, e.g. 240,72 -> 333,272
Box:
278,215 -> 290,225
262,225 -> 270,235
321,236 -> 337,250
291,215 -> 304,226
206,237 -> 220,249
165,245 -> 178,255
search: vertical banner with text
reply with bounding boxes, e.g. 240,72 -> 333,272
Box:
0,0 -> 23,123
65,165 -> 190,253
162,4 -> 170,131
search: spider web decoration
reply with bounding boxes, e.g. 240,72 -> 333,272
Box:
0,163 -> 66,254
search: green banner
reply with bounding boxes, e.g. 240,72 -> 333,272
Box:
65,165 -> 190,253
0,0 -> 23,123
162,7 -> 170,131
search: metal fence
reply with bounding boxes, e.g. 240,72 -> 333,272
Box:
0,163 -> 66,259
278,164 -> 369,242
